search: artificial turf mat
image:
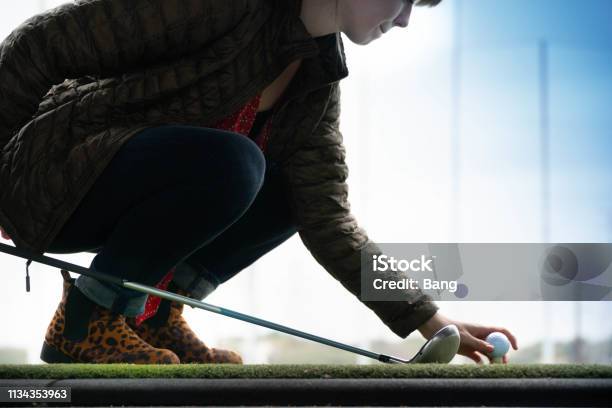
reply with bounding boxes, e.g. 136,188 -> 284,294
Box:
1,364 -> 611,379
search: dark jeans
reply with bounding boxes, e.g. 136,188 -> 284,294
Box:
47,125 -> 297,316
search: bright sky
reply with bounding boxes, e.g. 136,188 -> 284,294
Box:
0,0 -> 610,364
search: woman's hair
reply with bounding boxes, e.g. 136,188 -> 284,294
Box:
414,0 -> 444,7
332,0 -> 444,30
333,0 -> 444,21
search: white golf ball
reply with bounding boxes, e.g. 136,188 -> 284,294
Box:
486,332 -> 510,358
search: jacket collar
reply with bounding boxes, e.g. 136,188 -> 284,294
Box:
275,0 -> 349,100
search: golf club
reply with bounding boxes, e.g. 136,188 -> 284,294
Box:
0,241 -> 460,364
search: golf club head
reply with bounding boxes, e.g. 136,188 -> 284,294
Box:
388,324 -> 460,364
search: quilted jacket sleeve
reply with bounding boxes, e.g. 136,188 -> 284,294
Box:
281,82 -> 439,339
0,0 -> 250,150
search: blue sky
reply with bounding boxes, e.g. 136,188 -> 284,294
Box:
457,0 -> 612,242
462,0 -> 612,48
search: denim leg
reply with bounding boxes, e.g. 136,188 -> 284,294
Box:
171,261 -> 219,300
74,264 -> 149,316
171,157 -> 297,300
55,246 -> 148,316
47,125 -> 266,316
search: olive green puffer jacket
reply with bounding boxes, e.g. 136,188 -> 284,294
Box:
0,0 -> 438,338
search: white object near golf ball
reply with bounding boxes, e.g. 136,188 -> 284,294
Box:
486,332 -> 510,358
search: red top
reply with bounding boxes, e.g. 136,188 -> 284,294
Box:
133,92 -> 273,326
211,92 -> 274,152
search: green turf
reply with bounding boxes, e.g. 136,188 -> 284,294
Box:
0,364 -> 611,379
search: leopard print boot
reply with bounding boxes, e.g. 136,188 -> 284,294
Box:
40,270 -> 180,364
126,281 -> 243,364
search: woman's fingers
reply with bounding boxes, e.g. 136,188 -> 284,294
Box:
455,320 -> 516,365
465,351 -> 484,365
469,323 -> 519,351
458,322 -> 515,364
465,332 -> 495,355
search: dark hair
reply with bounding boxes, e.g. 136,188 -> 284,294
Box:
333,0 -> 444,28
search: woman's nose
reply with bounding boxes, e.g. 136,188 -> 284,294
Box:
394,4 -> 412,28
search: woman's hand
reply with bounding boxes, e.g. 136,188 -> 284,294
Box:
417,311 -> 518,364
1,226 -> 11,241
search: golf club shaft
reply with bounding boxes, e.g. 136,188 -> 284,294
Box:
125,280 -> 397,363
0,242 -> 397,364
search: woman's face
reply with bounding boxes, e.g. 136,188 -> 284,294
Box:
340,0 -> 413,45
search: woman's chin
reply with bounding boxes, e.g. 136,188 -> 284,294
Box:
345,29 -> 379,46
362,33 -> 381,45
371,27 -> 384,41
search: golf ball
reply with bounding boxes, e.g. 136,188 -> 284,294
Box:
486,332 -> 510,358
